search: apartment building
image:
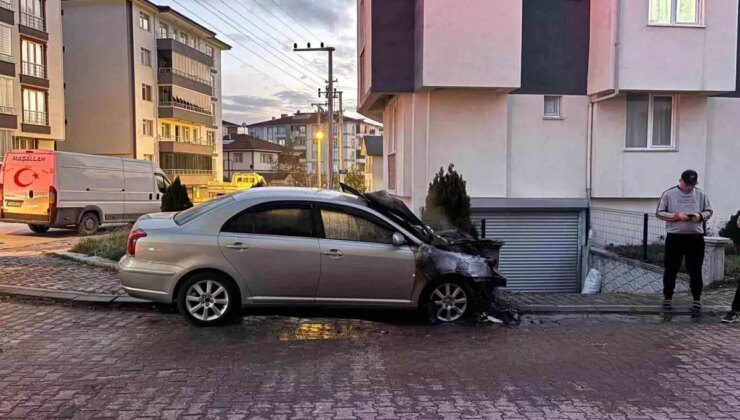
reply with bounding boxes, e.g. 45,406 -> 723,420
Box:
358,0 -> 740,292
0,0 -> 65,160
247,111 -> 381,176
60,0 -> 230,190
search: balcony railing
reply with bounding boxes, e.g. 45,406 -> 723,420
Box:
162,169 -> 214,177
23,109 -> 47,126
158,135 -> 214,147
22,61 -> 46,78
159,101 -> 212,116
156,33 -> 213,57
20,12 -> 45,32
0,53 -> 13,64
0,0 -> 14,11
158,67 -> 212,86
0,106 -> 14,115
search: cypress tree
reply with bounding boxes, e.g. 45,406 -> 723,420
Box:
423,164 -> 477,237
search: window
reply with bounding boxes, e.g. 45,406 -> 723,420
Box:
544,96 -> 561,118
155,174 -> 170,193
206,131 -> 214,144
140,48 -> 151,66
22,88 -> 46,125
20,0 -> 45,31
143,154 -> 154,161
204,44 -> 213,57
260,153 -> 274,164
626,94 -> 674,149
0,24 -> 11,61
222,206 -> 313,237
138,12 -> 150,31
141,84 -> 152,101
649,0 -> 701,25
0,76 -> 13,114
234,153 -> 243,163
320,208 -> 394,244
160,123 -> 171,138
21,39 -> 45,78
174,195 -> 234,225
142,119 -> 153,136
183,127 -> 191,141
158,22 -> 169,38
276,126 -> 286,135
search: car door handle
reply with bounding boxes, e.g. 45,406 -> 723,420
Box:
322,249 -> 343,258
226,242 -> 250,251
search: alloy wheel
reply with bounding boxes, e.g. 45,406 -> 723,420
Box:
185,280 -> 230,322
431,283 -> 468,322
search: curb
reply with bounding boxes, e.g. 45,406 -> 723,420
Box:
0,284 -> 152,308
47,251 -> 119,271
517,304 -> 731,315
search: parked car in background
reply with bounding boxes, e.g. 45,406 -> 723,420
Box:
119,186 -> 506,326
0,150 -> 170,235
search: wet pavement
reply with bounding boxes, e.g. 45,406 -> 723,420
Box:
2,297 -> 740,419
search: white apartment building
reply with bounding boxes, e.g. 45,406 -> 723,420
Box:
60,0 -> 230,189
358,0 -> 740,292
247,111 -> 381,176
0,0 -> 65,160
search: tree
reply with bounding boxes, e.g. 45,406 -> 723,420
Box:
280,138 -> 311,187
161,176 -> 193,212
720,210 -> 740,249
333,169 -> 366,192
423,164 -> 477,238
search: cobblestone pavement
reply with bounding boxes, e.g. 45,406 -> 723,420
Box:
2,298 -> 740,419
0,255 -> 124,295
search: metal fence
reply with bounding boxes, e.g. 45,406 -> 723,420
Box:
590,207 -> 668,251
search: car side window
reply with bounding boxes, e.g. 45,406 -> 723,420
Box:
320,208 -> 394,244
223,206 -> 313,237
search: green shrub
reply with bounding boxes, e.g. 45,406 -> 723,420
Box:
71,230 -> 129,261
161,176 -> 193,212
423,164 -> 477,238
719,211 -> 740,249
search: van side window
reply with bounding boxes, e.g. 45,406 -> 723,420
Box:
155,174 -> 170,193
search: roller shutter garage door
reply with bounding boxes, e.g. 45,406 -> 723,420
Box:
472,211 -> 582,292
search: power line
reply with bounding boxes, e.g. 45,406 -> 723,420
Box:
266,0 -> 323,41
251,0 -> 307,41
169,0 -> 314,95
232,0 -> 326,75
194,0 -> 324,87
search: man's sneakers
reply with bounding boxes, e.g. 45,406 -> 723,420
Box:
691,300 -> 702,318
722,311 -> 740,323
662,299 -> 673,312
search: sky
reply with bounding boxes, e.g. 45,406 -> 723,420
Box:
155,0 -> 363,125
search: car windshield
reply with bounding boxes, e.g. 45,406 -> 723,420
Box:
173,194 -> 235,225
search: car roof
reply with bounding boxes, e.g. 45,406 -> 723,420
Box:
232,186 -> 367,206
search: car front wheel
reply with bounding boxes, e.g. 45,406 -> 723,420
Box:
28,224 -> 50,233
177,273 -> 239,326
426,280 -> 475,323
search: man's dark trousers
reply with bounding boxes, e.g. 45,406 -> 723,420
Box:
663,233 -> 705,301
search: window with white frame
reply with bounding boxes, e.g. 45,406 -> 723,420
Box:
21,38 -> 45,78
142,119 -> 153,136
158,22 -> 169,38
234,153 -> 243,163
544,96 -> 561,118
140,48 -> 151,66
0,76 -> 12,114
22,88 -> 46,125
626,94 -> 675,149
138,12 -> 150,31
0,25 -> 11,61
649,0 -> 702,26
141,83 -> 152,101
261,153 -> 274,164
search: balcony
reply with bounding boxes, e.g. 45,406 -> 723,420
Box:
158,68 -> 212,96
156,35 -> 213,67
19,13 -> 47,40
158,135 -> 214,156
158,101 -> 214,126
22,109 -> 50,134
20,61 -> 48,87
0,106 -> 16,129
0,0 -> 13,25
162,168 -> 215,186
0,53 -> 13,77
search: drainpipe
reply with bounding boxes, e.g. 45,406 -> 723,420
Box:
587,0 -> 621,197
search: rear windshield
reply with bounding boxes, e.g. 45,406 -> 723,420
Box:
173,194 -> 235,225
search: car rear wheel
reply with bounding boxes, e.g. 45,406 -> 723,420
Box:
425,280 -> 475,323
28,224 -> 50,234
77,212 -> 99,236
176,273 -> 240,326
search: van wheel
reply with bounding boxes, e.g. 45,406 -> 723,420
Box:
77,212 -> 99,236
176,272 -> 240,327
28,224 -> 50,234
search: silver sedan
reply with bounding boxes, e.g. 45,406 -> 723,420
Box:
119,187 -> 505,326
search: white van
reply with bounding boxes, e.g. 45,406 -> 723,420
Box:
0,150 -> 171,235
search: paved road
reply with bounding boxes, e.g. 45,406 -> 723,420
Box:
2,298 -> 740,419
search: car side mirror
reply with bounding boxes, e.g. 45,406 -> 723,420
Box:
392,232 -> 406,246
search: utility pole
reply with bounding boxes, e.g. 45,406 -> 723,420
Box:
311,102 -> 326,188
337,91 -> 344,179
294,42 -> 336,188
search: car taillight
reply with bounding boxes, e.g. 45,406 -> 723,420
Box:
48,186 -> 57,221
126,228 -> 147,256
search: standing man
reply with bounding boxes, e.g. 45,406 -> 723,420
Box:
656,170 -> 713,316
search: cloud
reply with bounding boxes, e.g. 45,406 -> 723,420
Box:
222,95 -> 283,109
270,0 -> 353,32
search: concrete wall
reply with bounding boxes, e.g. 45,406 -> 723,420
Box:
45,0 -> 65,143
591,94 -> 708,198
587,0 -> 616,95
508,95 -> 588,198
705,98 -> 740,222
61,0 -> 134,156
133,1 -> 157,160
417,0 -> 521,89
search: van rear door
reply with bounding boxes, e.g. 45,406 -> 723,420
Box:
1,150 -> 55,223
123,160 -> 157,220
